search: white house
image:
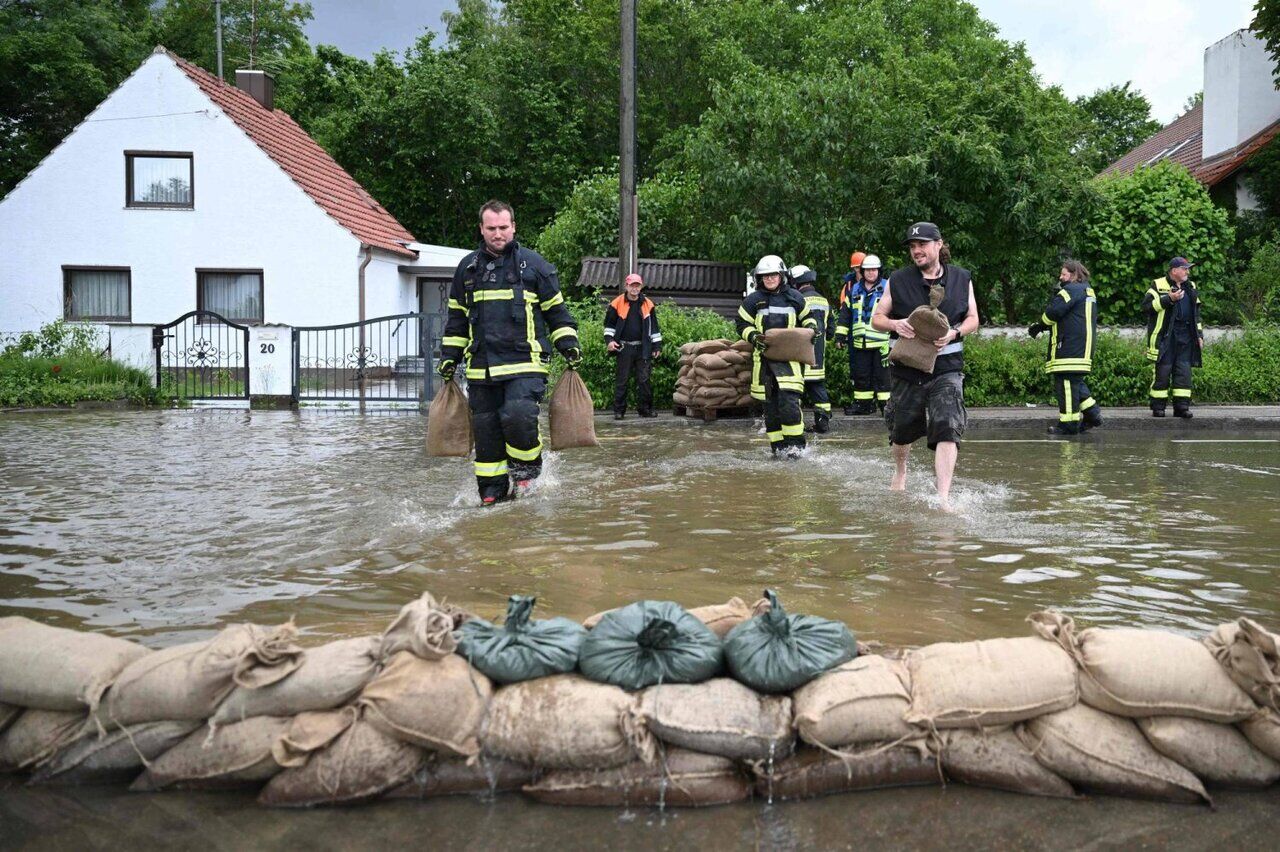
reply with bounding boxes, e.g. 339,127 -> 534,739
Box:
0,46 -> 468,399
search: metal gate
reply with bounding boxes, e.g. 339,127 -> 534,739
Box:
153,311 -> 250,400
292,313 -> 442,405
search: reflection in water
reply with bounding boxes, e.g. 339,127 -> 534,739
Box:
1,411 -> 1278,646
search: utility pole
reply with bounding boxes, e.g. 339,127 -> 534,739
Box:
619,0 -> 637,286
215,0 -> 224,79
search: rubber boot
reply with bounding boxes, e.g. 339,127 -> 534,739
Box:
1173,402 -> 1193,419
1047,422 -> 1080,436
1151,404 -> 1166,418
813,411 -> 831,434
1082,408 -> 1103,431
854,401 -> 876,416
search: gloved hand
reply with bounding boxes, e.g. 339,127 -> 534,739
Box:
436,359 -> 456,379
565,347 -> 583,370
1027,323 -> 1048,339
747,330 -> 768,352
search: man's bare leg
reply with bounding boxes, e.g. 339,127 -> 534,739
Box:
890,442 -> 909,491
934,441 -> 957,511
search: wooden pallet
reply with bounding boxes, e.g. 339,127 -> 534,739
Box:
672,403 -> 756,422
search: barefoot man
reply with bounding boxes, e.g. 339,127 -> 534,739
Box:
870,222 -> 979,510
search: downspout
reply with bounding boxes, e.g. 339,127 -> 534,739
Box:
358,244 -> 372,413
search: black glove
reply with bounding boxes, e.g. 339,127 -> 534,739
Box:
565,347 -> 583,370
1027,323 -> 1048,339
747,330 -> 768,352
436,358 -> 456,379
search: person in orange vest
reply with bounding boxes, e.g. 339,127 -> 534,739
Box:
604,272 -> 663,419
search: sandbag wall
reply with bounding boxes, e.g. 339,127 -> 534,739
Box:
2,600 -> 1279,810
673,339 -> 754,411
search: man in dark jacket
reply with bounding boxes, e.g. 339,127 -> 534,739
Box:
1142,257 -> 1203,418
1029,259 -> 1102,435
604,272 -> 662,419
438,200 -> 581,505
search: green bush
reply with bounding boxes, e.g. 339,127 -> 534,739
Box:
0,322 -> 159,407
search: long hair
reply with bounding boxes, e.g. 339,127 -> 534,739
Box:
1061,259 -> 1090,282
939,242 -> 952,265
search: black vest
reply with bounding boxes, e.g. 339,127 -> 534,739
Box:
887,264 -> 972,380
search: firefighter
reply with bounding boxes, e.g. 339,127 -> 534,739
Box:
604,272 -> 662,419
438,200 -> 581,505
835,254 -> 891,414
736,255 -> 819,458
789,264 -> 833,433
1143,257 -> 1203,418
1028,259 -> 1102,435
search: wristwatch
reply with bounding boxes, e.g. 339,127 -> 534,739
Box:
950,326 -> 963,342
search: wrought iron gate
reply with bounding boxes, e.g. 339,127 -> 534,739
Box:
292,313 -> 442,405
153,311 -> 250,400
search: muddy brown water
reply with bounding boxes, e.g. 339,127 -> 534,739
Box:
1,410 -> 1278,847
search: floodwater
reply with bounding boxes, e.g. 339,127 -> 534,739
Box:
2,410 -> 1279,848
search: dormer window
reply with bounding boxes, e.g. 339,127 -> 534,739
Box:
125,151 -> 193,208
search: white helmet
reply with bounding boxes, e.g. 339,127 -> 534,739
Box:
861,254 -> 882,270
789,264 -> 816,287
751,254 -> 788,288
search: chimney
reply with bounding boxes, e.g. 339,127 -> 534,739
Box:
235,69 -> 274,111
1202,29 -> 1280,160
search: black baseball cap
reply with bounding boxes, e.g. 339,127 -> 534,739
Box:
904,222 -> 942,243
1167,257 -> 1194,269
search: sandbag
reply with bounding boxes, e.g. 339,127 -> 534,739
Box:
525,748 -> 751,807
690,339 -> 731,356
719,350 -> 749,366
210,636 -> 379,727
425,378 -> 472,457
1016,704 -> 1210,804
906,634 -> 1077,729
30,720 -> 199,785
480,674 -> 651,770
762,327 -> 816,366
936,727 -> 1075,798
793,655 -> 919,749
258,718 -> 424,807
1031,611 -> 1256,722
888,285 -> 951,374
385,754 -> 536,799
358,651 -> 491,757
456,595 -> 585,685
102,623 -> 303,727
1241,709 -> 1280,761
378,591 -> 468,662
673,391 -> 691,406
723,590 -> 856,694
0,709 -> 86,772
692,353 -> 732,371
0,703 -> 19,735
0,617 -> 150,712
584,597 -> 752,639
1137,716 -> 1280,789
634,678 -> 793,761
1205,618 -> 1280,711
548,369 -> 599,450
131,715 -> 292,791
758,746 -> 939,802
578,600 -> 723,690
729,340 -> 753,354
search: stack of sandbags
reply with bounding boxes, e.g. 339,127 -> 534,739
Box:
674,339 -> 754,410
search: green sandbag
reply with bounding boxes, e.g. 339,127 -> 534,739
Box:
578,601 -> 723,690
723,589 -> 857,694
456,596 -> 586,685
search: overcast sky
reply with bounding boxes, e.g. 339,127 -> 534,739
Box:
303,0 -> 1261,123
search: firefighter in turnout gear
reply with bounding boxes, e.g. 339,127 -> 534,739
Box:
1142,257 -> 1203,418
835,254 -> 891,415
789,265 -> 833,433
737,255 -> 819,458
1028,260 -> 1102,436
438,200 -> 581,505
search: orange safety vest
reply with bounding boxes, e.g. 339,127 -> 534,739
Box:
610,293 -> 653,319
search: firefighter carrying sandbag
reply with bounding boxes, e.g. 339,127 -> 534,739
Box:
789,264 -> 833,433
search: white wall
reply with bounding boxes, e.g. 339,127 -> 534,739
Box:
1203,30 -> 1280,159
0,52 -> 366,333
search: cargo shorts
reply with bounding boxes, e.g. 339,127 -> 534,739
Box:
884,371 -> 966,450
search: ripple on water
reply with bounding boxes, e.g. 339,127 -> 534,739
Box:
1001,567 -> 1083,585
978,554 -> 1025,564
591,540 -> 659,551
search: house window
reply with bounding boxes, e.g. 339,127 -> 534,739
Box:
125,152 -> 193,208
63,267 -> 130,321
197,270 -> 263,324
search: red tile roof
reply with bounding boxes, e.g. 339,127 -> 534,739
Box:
165,48 -> 417,257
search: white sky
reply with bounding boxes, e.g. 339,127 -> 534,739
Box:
304,0 -> 1261,123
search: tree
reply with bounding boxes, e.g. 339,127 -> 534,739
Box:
152,0 -> 313,80
1255,0 -> 1280,82
1078,162 -> 1234,325
1073,83 -> 1163,173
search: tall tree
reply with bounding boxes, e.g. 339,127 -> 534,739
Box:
1255,0 -> 1280,82
153,0 -> 313,79
1073,83 -> 1164,174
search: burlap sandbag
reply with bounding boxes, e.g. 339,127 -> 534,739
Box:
1016,704 -> 1210,804
758,745 -> 939,802
30,720 -> 199,785
359,652 -> 491,757
549,370 -> 599,450
211,636 -> 379,728
1241,709 -> 1280,760
1030,611 -> 1257,722
525,748 -> 751,807
762,327 -> 816,366
271,708 -> 358,769
905,635 -> 1077,729
0,703 -> 20,735
131,715 -> 292,791
679,342 -> 697,357
793,655 -> 919,749
0,709 -> 86,772
1137,716 -> 1280,788
690,339 -> 731,356
479,674 -> 652,770
102,623 -> 303,727
425,379 -> 472,457
584,597 -> 752,639
935,727 -> 1076,798
730,340 -> 753,354
673,391 -> 691,407
378,592 -> 469,662
888,284 -> 951,373
692,353 -> 731,371
385,754 -> 536,799
634,679 -> 793,761
719,350 -> 749,366
0,617 -> 150,713
258,717 -> 425,807
1205,618 -> 1280,711
691,369 -> 738,386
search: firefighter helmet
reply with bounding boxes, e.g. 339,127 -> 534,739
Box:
789,264 -> 816,287
849,251 -> 867,268
751,255 -> 789,289
860,254 -> 882,270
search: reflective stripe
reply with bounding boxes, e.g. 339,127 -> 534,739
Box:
506,442 -> 542,461
776,379 -> 805,392
1080,397 -> 1097,411
781,422 -> 804,437
936,341 -> 963,355
471,289 -> 515,302
475,460 -> 509,477
1060,411 -> 1082,423
853,335 -> 889,347
448,298 -> 469,314
465,361 -> 549,380
738,306 -> 755,324
875,391 -> 891,401
763,305 -> 796,316
442,336 -> 469,348
549,326 -> 577,343
540,292 -> 564,310
650,333 -> 662,342
834,325 -> 850,336
526,298 -> 542,358
853,391 -> 874,400
815,402 -> 831,412
1084,288 -> 1095,362
1172,388 -> 1191,398
1062,380 -> 1073,416
603,327 -> 616,337
804,369 -> 825,380
767,430 -> 784,443
1149,388 -> 1169,399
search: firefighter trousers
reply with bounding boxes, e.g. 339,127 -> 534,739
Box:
468,376 -> 546,499
851,344 -> 891,410
1151,337 -> 1194,413
803,380 -> 831,431
765,368 -> 805,455
1053,372 -> 1101,434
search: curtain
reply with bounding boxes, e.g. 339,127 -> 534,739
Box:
67,269 -> 128,319
131,156 -> 191,205
200,272 -> 262,322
